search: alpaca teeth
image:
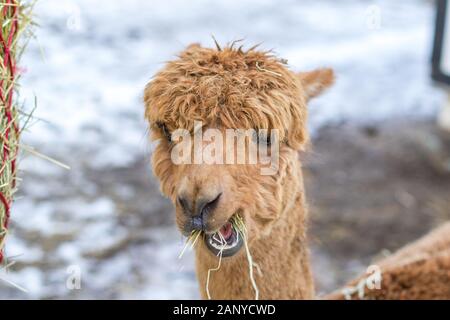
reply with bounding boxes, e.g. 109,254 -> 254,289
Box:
212,233 -> 221,244
209,231 -> 239,250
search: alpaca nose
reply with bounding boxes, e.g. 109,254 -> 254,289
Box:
177,192 -> 222,231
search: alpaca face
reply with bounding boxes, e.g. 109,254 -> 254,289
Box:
144,44 -> 334,258
149,125 -> 296,257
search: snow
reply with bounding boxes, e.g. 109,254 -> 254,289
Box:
0,0 -> 444,298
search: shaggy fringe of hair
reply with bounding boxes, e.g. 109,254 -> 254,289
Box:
144,43 -> 309,151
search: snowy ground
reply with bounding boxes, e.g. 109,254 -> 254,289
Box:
0,0 -> 444,298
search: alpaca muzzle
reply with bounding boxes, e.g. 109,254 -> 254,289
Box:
178,192 -> 222,234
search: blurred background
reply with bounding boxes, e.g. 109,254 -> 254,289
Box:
0,0 -> 449,299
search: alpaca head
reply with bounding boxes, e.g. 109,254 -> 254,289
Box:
144,43 -> 334,258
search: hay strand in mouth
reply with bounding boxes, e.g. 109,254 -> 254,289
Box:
190,228 -> 202,249
232,214 -> 260,300
178,214 -> 260,300
206,231 -> 226,300
177,229 -> 226,299
178,229 -> 202,259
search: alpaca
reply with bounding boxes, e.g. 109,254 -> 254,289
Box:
144,43 -> 332,299
144,43 -> 450,300
326,222 -> 450,300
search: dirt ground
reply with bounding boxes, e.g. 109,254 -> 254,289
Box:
305,118 -> 450,295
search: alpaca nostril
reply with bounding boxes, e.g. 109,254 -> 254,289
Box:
180,192 -> 222,233
197,192 -> 222,217
177,195 -> 191,215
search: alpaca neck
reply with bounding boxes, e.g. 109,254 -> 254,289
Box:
195,180 -> 314,300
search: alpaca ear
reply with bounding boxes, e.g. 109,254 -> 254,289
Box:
297,68 -> 335,101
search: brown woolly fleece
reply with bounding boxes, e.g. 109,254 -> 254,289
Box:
144,43 -> 450,300
326,222 -> 450,300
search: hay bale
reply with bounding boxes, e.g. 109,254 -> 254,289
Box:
0,0 -> 34,264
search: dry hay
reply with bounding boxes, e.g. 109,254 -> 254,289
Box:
0,0 -> 35,265
179,214 -> 260,300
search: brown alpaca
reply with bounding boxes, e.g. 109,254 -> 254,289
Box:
326,222 -> 450,300
144,43 -> 332,299
144,43 -> 450,300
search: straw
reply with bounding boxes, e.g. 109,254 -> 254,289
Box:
232,214 -> 260,300
0,0 -> 36,264
205,232 -> 226,300
178,213 -> 261,300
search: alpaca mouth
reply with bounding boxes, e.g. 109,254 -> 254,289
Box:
205,221 -> 243,257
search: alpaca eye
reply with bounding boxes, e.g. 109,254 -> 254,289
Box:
252,130 -> 272,146
156,122 -> 171,142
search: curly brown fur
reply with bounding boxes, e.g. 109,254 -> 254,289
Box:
326,222 -> 450,300
144,43 -> 333,299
